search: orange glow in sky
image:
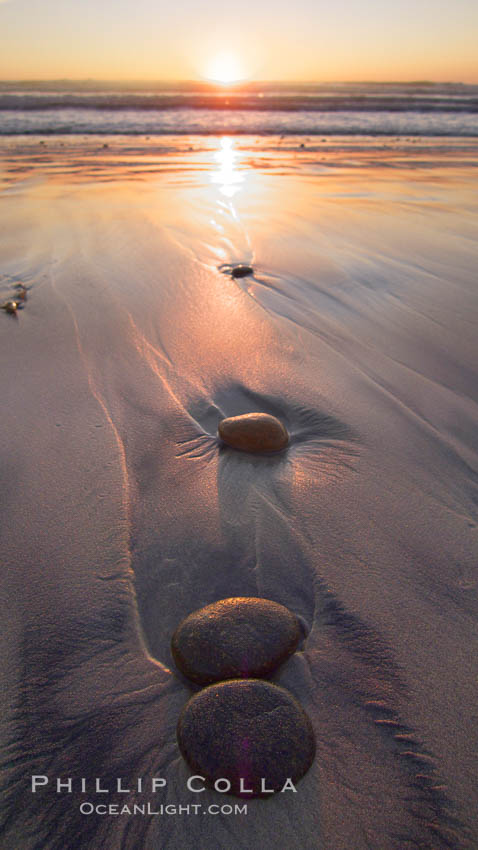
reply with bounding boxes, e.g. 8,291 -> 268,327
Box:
0,0 -> 477,82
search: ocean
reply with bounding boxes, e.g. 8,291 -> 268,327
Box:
1,80 -> 478,136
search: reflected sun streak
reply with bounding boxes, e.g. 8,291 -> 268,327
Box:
212,137 -> 244,198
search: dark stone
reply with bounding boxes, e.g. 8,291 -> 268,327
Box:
231,265 -> 253,278
2,300 -> 18,315
171,597 -> 302,685
218,413 -> 289,454
177,679 -> 316,797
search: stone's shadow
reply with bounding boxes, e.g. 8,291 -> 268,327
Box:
168,381 -> 360,637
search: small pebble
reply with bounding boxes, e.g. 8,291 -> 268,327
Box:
231,265 -> 253,278
177,679 -> 315,797
2,300 -> 18,315
171,597 -> 302,685
218,412 -> 289,454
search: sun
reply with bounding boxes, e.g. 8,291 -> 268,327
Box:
205,52 -> 245,85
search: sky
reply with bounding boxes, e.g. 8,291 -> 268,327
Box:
0,0 -> 477,83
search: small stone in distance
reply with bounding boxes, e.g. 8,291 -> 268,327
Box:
177,679 -> 316,797
218,412 -> 289,454
231,265 -> 253,278
171,597 -> 302,685
1,301 -> 18,315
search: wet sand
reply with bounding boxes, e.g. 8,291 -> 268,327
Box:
0,136 -> 477,849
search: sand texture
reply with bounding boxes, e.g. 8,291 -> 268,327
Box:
0,136 -> 477,849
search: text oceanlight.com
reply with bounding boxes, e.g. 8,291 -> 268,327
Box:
79,803 -> 247,816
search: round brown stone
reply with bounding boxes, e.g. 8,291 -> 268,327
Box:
177,679 -> 316,797
171,597 -> 302,685
218,413 -> 289,454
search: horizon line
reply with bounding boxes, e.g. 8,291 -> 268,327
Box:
0,78 -> 474,86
